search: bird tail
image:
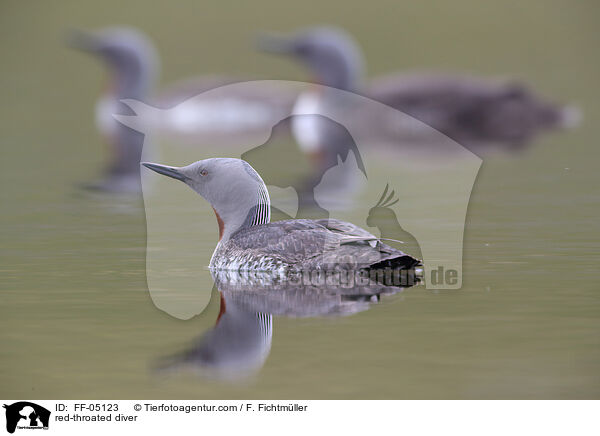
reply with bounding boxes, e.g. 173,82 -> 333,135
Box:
365,254 -> 423,287
369,254 -> 422,271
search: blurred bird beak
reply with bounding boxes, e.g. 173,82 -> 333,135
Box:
66,29 -> 102,52
256,33 -> 296,55
142,163 -> 188,182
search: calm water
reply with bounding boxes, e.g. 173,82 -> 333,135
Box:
1,0 -> 599,399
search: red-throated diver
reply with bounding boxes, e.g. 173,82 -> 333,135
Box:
68,27 -> 297,192
142,158 -> 421,272
258,26 -> 580,154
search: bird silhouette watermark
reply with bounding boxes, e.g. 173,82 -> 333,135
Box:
366,184 -> 422,260
112,80 -> 480,319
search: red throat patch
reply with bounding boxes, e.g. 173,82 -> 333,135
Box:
309,79 -> 322,93
213,208 -> 225,241
216,293 -> 226,324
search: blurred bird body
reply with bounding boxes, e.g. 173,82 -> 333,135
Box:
259,26 -> 580,154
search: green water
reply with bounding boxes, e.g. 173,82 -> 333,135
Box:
1,0 -> 599,399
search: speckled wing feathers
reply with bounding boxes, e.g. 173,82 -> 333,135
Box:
213,219 -> 421,271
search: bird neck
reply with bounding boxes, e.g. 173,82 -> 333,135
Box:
106,53 -> 156,101
194,293 -> 273,375
213,180 -> 271,245
100,60 -> 156,177
243,181 -> 272,228
112,71 -> 152,101
311,45 -> 363,91
315,68 -> 360,92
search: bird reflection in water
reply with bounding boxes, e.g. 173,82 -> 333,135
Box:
154,269 -> 419,382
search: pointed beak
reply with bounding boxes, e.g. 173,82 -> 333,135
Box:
256,33 -> 296,55
142,162 -> 188,182
66,29 -> 102,52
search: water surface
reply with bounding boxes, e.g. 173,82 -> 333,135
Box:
1,0 -> 599,399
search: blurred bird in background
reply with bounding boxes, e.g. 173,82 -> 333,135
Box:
68,26 -> 299,193
68,28 -> 156,192
258,26 -> 581,156
69,24 -> 580,206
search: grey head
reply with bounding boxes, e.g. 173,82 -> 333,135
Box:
68,26 -> 158,99
142,158 -> 271,242
258,26 -> 364,91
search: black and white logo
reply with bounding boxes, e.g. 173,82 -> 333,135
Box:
3,402 -> 50,434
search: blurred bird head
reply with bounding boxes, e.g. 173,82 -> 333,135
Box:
67,26 -> 158,97
257,26 -> 364,90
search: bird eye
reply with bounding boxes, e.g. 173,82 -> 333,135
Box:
200,170 -> 208,176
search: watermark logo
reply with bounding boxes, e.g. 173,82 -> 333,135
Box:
3,402 -> 50,434
114,80 -> 481,319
